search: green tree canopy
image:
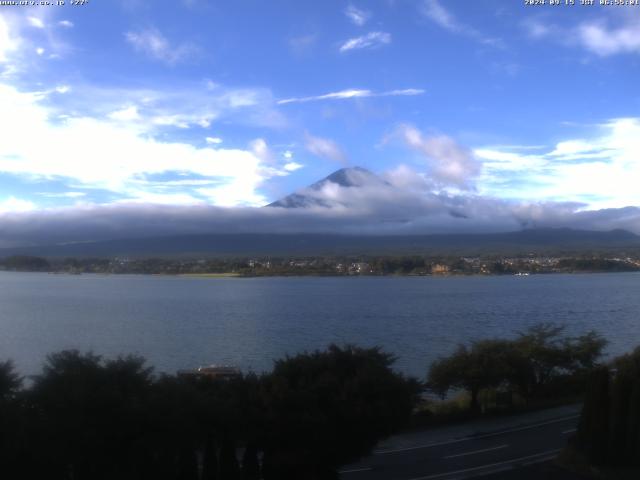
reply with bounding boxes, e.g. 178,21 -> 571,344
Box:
28,351 -> 156,480
428,339 -> 515,412
261,344 -> 420,480
427,323 -> 607,411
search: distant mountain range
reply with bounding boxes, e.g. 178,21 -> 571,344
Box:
1,228 -> 639,258
1,166 -> 639,258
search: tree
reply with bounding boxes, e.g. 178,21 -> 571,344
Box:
0,360 -> 22,399
428,324 -> 607,410
610,347 -> 640,466
261,344 -> 420,479
512,323 -> 606,400
241,443 -> 260,480
2,255 -> 50,272
626,382 -> 640,466
575,347 -> 640,468
577,367 -> 610,465
0,360 -> 25,478
428,340 -> 514,413
608,366 -> 633,464
564,330 -> 608,373
147,375 -> 203,480
513,323 -> 570,395
28,350 -> 156,480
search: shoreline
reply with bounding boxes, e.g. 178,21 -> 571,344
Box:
1,270 -> 638,278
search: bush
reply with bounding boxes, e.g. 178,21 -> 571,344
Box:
0,345 -> 420,480
575,347 -> 640,468
427,323 -> 607,412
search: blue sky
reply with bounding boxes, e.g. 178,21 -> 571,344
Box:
0,0 -> 639,243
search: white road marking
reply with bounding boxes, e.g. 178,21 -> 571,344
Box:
375,414 -> 579,454
444,444 -> 508,459
562,428 -> 577,434
407,448 -> 562,480
339,467 -> 372,474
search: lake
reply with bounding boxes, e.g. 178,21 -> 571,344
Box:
1,272 -> 639,379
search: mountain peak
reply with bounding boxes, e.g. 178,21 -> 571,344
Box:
267,166 -> 386,208
322,166 -> 376,187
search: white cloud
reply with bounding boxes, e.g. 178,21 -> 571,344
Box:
420,0 -> 500,46
525,15 -> 640,57
548,140 -> 606,158
339,31 -> 391,52
387,88 -> 425,96
206,136 -> 223,145
58,20 -> 74,28
52,82 -> 282,131
37,192 -> 86,198
0,196 -> 36,213
383,164 -> 430,192
0,12 -> 71,77
421,0 -> 458,32
283,162 -> 303,172
27,17 -> 45,29
281,88 -> 370,104
249,138 -> 274,164
523,21 -> 554,39
116,192 -> 205,206
150,115 -> 191,129
578,18 -> 640,56
2,194 -> 640,248
196,182 -> 266,207
55,85 -> 70,94
475,118 -> 640,208
278,87 -> 424,105
0,84 -> 293,208
108,105 -> 140,121
395,124 -> 481,190
125,28 -> 195,64
345,5 -> 371,27
305,133 -> 347,165
474,148 -> 546,173
0,15 -> 18,63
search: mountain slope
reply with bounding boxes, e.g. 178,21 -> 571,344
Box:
1,229 -> 638,258
267,166 -> 387,208
2,168 -> 639,258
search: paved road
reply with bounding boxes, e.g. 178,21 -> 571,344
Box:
339,405 -> 582,480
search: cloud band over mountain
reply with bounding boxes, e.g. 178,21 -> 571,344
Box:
1,167 -> 639,248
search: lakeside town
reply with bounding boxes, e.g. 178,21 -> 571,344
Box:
2,253 -> 640,276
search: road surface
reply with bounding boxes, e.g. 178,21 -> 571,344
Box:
340,404 -> 582,480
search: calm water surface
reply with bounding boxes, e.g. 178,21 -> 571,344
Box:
1,272 -> 639,378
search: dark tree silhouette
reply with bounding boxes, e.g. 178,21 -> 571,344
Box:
0,360 -> 25,478
0,344 -> 432,478
27,351 -> 156,479
428,340 -> 515,412
576,367 -> 610,465
428,323 -> 607,411
0,360 -> 22,399
1,255 -> 50,272
261,344 -> 420,479
575,347 -> 640,468
241,443 -> 260,480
